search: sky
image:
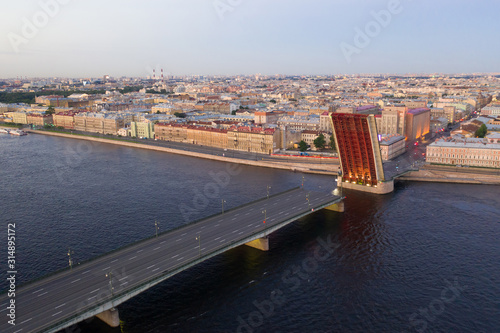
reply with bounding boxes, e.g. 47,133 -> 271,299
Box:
1,0 -> 499,78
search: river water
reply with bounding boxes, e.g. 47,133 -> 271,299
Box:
0,133 -> 499,333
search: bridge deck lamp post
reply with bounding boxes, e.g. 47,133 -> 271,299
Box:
267,185 -> 271,199
106,272 -> 114,296
68,248 -> 74,270
155,220 -> 159,237
195,234 -> 201,257
306,193 -> 310,209
222,199 -> 226,214
262,209 -> 267,224
301,175 -> 305,188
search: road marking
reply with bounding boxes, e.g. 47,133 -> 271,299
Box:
38,292 -> 48,297
13,329 -> 23,333
273,202 -> 278,205
55,303 -> 66,309
111,259 -> 119,263
129,256 -> 137,260
176,238 -> 182,242
219,239 -> 225,243
137,249 -> 143,253
88,296 -> 96,300
90,288 -> 100,293
232,229 -> 239,233
152,267 -> 160,272
214,236 -> 221,240
160,240 -> 166,244
20,318 -> 32,325
279,211 -> 284,214
201,248 -> 206,251
245,212 -> 250,215
118,276 -> 128,281
270,218 -> 275,222
215,224 -> 220,227
153,246 -> 161,250
172,254 -> 179,258
70,278 -> 81,284
292,206 -> 297,209
231,217 -> 237,221
82,270 -> 91,275
200,226 -> 206,229
177,257 -> 184,261
102,266 -> 110,271
52,311 -> 63,317
32,288 -> 44,294
254,225 -> 260,228
235,213 -> 240,216
181,233 -> 187,236
239,231 -> 244,235
121,281 -> 128,286
147,265 -> 156,269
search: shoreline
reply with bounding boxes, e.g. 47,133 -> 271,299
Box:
25,129 -> 340,176
14,128 -> 500,186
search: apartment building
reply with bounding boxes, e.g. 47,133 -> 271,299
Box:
426,135 -> 500,168
26,113 -> 53,126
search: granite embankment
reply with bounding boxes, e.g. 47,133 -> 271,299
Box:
397,164 -> 500,185
25,129 -> 339,175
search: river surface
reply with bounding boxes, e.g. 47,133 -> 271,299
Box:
0,133 -> 499,333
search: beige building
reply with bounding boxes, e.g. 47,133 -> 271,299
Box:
227,126 -> 280,154
74,112 -> 124,134
378,134 -> 406,161
26,114 -> 53,126
53,111 -> 79,129
187,126 -> 228,148
11,112 -> 28,124
426,135 -> 500,168
154,123 -> 188,142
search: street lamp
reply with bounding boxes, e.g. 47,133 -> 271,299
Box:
196,233 -> 201,257
301,175 -> 305,188
68,248 -> 74,270
262,209 -> 267,224
222,199 -> 226,214
105,272 -> 114,296
155,220 -> 159,237
306,193 -> 310,208
267,185 -> 271,199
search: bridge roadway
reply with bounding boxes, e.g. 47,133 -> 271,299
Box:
0,187 -> 342,333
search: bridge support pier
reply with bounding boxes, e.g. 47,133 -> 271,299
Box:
324,201 -> 344,213
245,237 -> 269,251
96,308 -> 120,328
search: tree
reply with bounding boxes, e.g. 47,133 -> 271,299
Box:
156,110 -> 161,114
269,99 -> 277,104
298,140 -> 308,152
45,106 -> 55,115
174,112 -> 186,118
329,134 -> 336,151
231,110 -> 237,115
313,134 -> 326,150
475,124 -> 487,138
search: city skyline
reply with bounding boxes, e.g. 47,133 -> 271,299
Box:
1,0 -> 499,78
